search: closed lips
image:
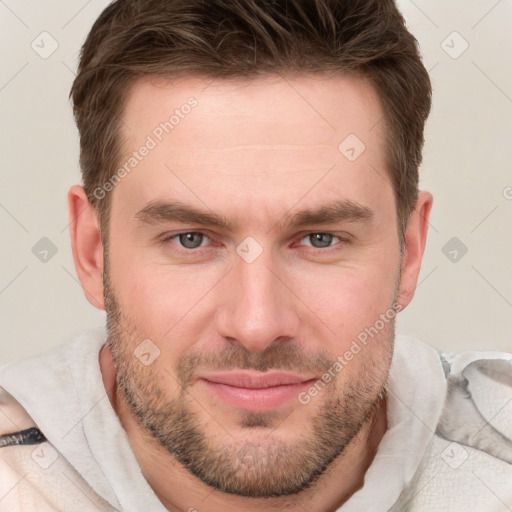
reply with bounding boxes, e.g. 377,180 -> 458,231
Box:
199,371 -> 316,389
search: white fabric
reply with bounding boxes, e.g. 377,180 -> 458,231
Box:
0,327 -> 510,511
0,327 -> 166,512
339,336 -> 447,511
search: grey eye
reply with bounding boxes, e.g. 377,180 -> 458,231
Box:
308,233 -> 334,248
178,232 -> 205,249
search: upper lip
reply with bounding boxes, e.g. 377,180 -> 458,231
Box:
199,371 -> 316,389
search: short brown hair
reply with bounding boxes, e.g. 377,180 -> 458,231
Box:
70,0 -> 432,245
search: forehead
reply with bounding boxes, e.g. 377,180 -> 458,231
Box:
121,73 -> 384,148
113,73 -> 392,225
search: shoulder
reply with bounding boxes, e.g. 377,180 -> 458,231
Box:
391,349 -> 512,511
435,350 -> 512,464
0,387 -> 114,512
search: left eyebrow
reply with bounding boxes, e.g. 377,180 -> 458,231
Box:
281,199 -> 374,229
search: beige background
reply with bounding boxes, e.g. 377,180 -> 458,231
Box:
1,0 -> 511,364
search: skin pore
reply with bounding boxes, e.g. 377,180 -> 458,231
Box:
69,73 -> 432,512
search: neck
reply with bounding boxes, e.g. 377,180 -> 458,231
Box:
100,345 -> 387,512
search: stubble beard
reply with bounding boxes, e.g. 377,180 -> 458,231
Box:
103,259 -> 394,498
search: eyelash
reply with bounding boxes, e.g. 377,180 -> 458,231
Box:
159,231 -> 349,255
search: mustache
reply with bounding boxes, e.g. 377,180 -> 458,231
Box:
175,343 -> 335,388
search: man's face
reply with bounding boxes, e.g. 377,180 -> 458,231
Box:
103,74 -> 402,497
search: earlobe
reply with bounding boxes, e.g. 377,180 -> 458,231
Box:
67,185 -> 105,310
397,191 -> 433,311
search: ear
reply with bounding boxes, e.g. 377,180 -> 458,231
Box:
397,191 -> 433,311
67,185 -> 105,310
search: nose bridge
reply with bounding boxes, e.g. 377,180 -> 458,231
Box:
216,248 -> 299,352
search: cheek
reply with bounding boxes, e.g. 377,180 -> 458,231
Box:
111,258 -> 222,340
294,258 -> 399,334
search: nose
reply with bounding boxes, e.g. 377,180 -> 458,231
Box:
215,249 -> 301,353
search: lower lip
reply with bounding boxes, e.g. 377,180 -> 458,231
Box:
201,379 -> 314,412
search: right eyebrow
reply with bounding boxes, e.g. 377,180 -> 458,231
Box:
135,200 -> 237,232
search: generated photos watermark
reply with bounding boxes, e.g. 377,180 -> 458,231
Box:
298,302 -> 402,405
93,97 -> 198,200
